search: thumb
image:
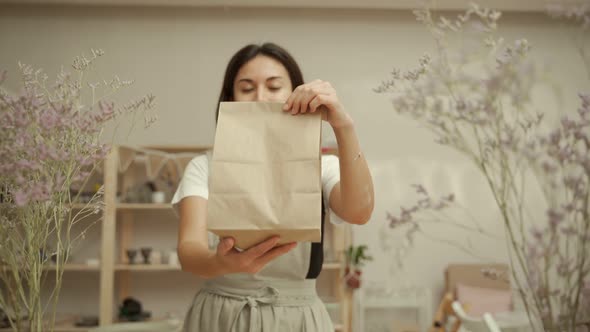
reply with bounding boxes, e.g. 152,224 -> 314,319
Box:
217,237 -> 235,256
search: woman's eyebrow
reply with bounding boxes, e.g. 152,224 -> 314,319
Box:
237,76 -> 283,84
237,78 -> 254,84
266,76 -> 284,82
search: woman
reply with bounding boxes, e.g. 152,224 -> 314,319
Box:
172,42 -> 374,331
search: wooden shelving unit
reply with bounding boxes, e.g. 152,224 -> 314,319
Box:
0,326 -> 88,332
114,264 -> 181,271
97,145 -> 213,326
0,264 -> 100,272
115,203 -> 173,210
48,264 -> 101,272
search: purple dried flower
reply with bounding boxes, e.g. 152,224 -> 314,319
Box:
562,203 -> 576,214
13,190 -> 28,206
55,173 -> 65,189
433,201 -> 449,210
99,101 -> 115,119
16,159 -> 41,171
557,258 -> 571,276
531,226 -> 544,241
556,147 -> 572,163
400,207 -> 415,220
547,208 -> 565,228
561,116 -> 578,131
387,213 -> 402,227
573,131 -> 589,146
412,184 -> 428,196
38,143 -> 59,161
549,130 -> 562,145
542,161 -> 558,173
417,198 -> 431,209
39,109 -> 60,130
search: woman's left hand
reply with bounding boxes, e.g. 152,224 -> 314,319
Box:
283,79 -> 353,129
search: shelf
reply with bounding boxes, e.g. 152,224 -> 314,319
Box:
70,203 -> 96,210
322,262 -> 342,270
116,203 -> 172,210
48,264 -> 100,271
0,264 -> 100,272
1,0 -> 578,13
53,327 -> 88,332
113,262 -> 339,272
0,325 -> 89,332
143,145 -> 212,153
115,264 -> 181,271
323,301 -> 342,309
0,203 -> 96,210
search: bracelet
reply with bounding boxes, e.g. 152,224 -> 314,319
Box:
353,151 -> 362,161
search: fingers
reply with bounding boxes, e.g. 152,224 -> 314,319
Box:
217,236 -> 298,274
255,242 -> 298,267
283,79 -> 319,112
283,80 -> 334,115
216,237 -> 236,256
289,82 -> 319,115
309,95 -> 330,113
309,95 -> 336,124
290,87 -> 313,115
243,236 -> 280,260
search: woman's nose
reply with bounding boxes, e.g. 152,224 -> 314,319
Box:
255,88 -> 268,102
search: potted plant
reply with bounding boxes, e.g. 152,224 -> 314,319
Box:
344,244 -> 373,289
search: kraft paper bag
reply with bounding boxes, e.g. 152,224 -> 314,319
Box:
208,101 -> 322,249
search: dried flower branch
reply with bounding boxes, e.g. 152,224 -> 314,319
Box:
377,3 -> 589,331
0,49 -> 156,332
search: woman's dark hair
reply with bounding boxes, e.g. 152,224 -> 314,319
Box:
215,42 -> 304,121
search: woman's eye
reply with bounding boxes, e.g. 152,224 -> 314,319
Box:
269,87 -> 282,91
241,88 -> 254,93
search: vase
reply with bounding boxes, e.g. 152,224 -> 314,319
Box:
345,267 -> 362,289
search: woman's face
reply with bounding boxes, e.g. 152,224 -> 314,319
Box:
233,55 -> 293,102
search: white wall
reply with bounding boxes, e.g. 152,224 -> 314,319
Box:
1,3 -> 588,326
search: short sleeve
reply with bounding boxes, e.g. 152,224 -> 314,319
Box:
321,155 -> 344,225
171,154 -> 219,249
171,154 -> 209,206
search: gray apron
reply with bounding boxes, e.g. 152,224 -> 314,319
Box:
182,240 -> 334,332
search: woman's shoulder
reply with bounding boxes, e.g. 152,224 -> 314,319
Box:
185,153 -> 210,176
189,153 -> 209,165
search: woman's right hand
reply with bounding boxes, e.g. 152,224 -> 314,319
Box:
215,236 -> 297,274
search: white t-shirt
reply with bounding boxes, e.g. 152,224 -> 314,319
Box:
172,154 -> 343,224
